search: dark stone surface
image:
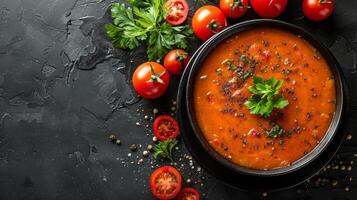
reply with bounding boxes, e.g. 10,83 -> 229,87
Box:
0,0 -> 356,199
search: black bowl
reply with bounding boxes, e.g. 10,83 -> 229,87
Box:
178,19 -> 348,189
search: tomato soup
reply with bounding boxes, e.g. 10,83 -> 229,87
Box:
193,28 -> 336,170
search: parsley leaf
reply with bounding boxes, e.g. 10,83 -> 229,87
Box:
153,139 -> 178,162
105,1 -> 195,61
245,76 -> 289,118
266,125 -> 284,138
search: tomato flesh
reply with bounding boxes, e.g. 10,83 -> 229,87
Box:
132,62 -> 170,99
219,0 -> 249,19
165,0 -> 189,26
192,5 -> 227,41
153,115 -> 180,141
177,187 -> 200,200
303,0 -> 334,21
250,0 -> 288,18
150,166 -> 182,200
164,49 -> 191,75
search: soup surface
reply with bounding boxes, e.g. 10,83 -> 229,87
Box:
193,28 -> 336,170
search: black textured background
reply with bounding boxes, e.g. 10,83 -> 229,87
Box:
0,0 -> 357,199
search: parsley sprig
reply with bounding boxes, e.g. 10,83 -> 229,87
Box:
105,1 -> 195,61
245,76 -> 289,118
153,139 -> 178,161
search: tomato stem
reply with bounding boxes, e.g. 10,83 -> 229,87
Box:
207,20 -> 223,33
231,0 -> 244,10
319,0 -> 332,3
147,64 -> 166,84
175,50 -> 188,67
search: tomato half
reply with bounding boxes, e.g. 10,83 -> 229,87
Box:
164,0 -> 189,26
153,115 -> 180,141
219,0 -> 249,19
302,0 -> 334,22
250,0 -> 288,18
177,187 -> 200,200
132,62 -> 170,99
192,5 -> 227,41
150,166 -> 182,200
163,49 -> 191,75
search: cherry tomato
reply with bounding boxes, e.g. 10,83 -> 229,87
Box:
250,0 -> 288,18
164,0 -> 189,26
132,62 -> 170,99
219,0 -> 249,19
192,5 -> 227,41
153,115 -> 180,141
163,49 -> 191,75
150,166 -> 182,200
177,187 -> 200,200
302,0 -> 334,21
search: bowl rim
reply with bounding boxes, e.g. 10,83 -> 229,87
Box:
185,19 -> 345,177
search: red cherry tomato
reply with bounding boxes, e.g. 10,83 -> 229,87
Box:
250,0 -> 288,18
153,115 -> 180,141
192,5 -> 227,41
177,187 -> 200,200
163,49 -> 191,75
150,166 -> 182,200
132,62 -> 170,99
302,0 -> 334,21
219,0 -> 249,19
164,0 -> 189,26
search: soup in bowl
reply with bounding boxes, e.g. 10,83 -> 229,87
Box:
187,25 -> 341,172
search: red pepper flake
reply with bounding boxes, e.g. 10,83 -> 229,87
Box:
248,128 -> 261,137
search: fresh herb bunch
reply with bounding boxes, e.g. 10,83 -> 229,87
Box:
266,125 -> 284,138
105,0 -> 195,61
153,139 -> 178,161
245,76 -> 289,118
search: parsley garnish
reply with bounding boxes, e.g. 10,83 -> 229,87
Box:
105,1 -> 195,61
153,139 -> 178,161
222,59 -> 238,71
245,76 -> 289,118
266,125 -> 284,138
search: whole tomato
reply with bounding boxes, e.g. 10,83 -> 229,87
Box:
132,62 -> 170,99
163,49 -> 190,75
192,5 -> 227,41
303,0 -> 334,21
219,0 -> 249,19
250,0 -> 288,18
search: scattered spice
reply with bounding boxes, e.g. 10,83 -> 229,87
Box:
147,144 -> 153,151
130,144 -> 138,151
143,150 -> 149,157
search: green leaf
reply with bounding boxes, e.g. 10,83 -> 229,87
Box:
245,76 -> 289,117
253,76 -> 264,85
153,139 -> 178,161
266,125 -> 284,138
273,96 -> 289,109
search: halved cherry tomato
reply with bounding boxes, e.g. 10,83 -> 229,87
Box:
150,166 -> 182,200
302,0 -> 334,22
177,187 -> 200,200
164,0 -> 189,26
164,49 -> 191,75
219,0 -> 249,19
132,62 -> 170,99
250,0 -> 288,18
192,5 -> 227,41
153,115 -> 180,141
